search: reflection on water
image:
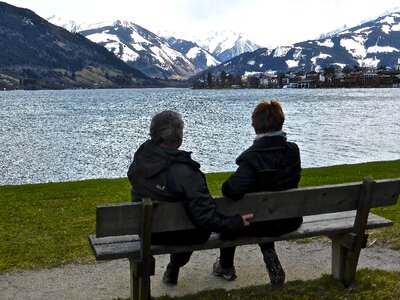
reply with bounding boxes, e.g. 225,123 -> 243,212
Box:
0,88 -> 399,185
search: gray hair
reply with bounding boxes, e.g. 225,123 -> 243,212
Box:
150,110 -> 184,146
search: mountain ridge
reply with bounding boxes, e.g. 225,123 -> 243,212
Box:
3,1 -> 400,89
0,1 -> 158,90
49,17 -> 262,79
78,20 -> 201,79
194,10 -> 400,78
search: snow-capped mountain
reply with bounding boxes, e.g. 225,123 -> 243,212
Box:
165,37 -> 220,70
199,10 -> 400,76
77,20 -> 200,79
196,30 -> 261,62
48,17 -> 222,79
46,15 -> 84,33
160,30 -> 262,63
48,16 -> 262,79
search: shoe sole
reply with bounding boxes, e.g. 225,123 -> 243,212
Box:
162,278 -> 177,285
213,271 -> 237,281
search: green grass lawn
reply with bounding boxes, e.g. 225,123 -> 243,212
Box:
0,160 -> 399,274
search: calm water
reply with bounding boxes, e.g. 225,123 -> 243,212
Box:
0,88 -> 399,185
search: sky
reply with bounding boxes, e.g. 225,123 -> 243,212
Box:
4,0 -> 400,47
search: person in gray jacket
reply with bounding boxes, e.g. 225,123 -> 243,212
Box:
213,100 -> 303,290
127,110 -> 253,285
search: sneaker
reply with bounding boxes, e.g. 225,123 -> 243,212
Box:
162,263 -> 179,285
263,248 -> 285,291
213,260 -> 237,281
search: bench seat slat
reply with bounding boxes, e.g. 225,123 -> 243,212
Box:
89,212 -> 392,260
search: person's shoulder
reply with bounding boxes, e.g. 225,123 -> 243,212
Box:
236,144 -> 256,163
169,156 -> 206,188
177,150 -> 201,168
170,150 -> 202,173
286,141 -> 300,151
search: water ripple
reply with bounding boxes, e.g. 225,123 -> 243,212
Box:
0,88 -> 399,185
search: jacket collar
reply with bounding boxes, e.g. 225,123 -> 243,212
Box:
255,130 -> 286,140
253,135 -> 287,149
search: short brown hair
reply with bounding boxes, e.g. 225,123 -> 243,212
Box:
252,100 -> 285,133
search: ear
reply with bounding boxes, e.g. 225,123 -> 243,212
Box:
176,131 -> 183,148
252,124 -> 259,134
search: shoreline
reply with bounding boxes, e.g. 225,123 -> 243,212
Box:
1,159 -> 399,187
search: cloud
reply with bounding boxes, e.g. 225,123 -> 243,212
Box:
180,0 -> 244,20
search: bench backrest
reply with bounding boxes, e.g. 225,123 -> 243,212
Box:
95,178 -> 400,238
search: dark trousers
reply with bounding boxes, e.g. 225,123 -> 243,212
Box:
152,229 -> 211,268
219,217 -> 303,268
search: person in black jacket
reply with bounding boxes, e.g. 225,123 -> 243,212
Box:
213,100 -> 303,290
127,110 -> 253,285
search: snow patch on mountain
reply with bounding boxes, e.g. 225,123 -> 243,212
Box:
274,46 -> 291,57
380,16 -> 396,24
186,47 -> 201,59
317,39 -> 334,47
340,38 -> 367,58
186,47 -> 218,67
354,27 -> 372,34
119,46 -> 140,61
311,53 -> 332,64
286,60 -> 299,68
47,15 -> 83,32
86,32 -> 117,43
130,31 -> 150,44
367,46 -> 399,53
293,48 -> 303,60
382,24 -> 391,34
392,24 -> 400,31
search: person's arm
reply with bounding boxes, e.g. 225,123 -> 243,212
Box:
222,161 -> 256,201
179,169 -> 251,233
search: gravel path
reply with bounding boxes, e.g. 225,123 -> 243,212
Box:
1,239 -> 399,300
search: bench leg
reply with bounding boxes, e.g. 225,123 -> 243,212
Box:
139,273 -> 151,300
129,257 -> 155,300
129,258 -> 140,300
331,236 -> 366,287
331,178 -> 375,287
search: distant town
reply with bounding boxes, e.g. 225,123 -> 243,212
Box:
193,60 -> 400,89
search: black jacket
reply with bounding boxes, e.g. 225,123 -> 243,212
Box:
221,135 -> 302,238
128,140 -> 244,233
222,135 -> 301,200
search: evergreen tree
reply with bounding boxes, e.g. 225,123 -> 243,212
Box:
206,72 -> 213,88
220,70 -> 227,88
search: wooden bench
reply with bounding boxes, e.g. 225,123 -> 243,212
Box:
89,177 -> 399,300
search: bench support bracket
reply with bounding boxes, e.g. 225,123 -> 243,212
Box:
331,178 -> 376,286
129,199 -> 154,300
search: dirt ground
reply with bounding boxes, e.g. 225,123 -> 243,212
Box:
1,239 -> 399,300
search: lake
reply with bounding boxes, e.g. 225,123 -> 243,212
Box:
0,88 -> 399,185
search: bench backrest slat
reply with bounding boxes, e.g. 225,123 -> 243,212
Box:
96,178 -> 399,237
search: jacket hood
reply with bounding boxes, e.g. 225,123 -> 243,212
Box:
130,140 -> 198,179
